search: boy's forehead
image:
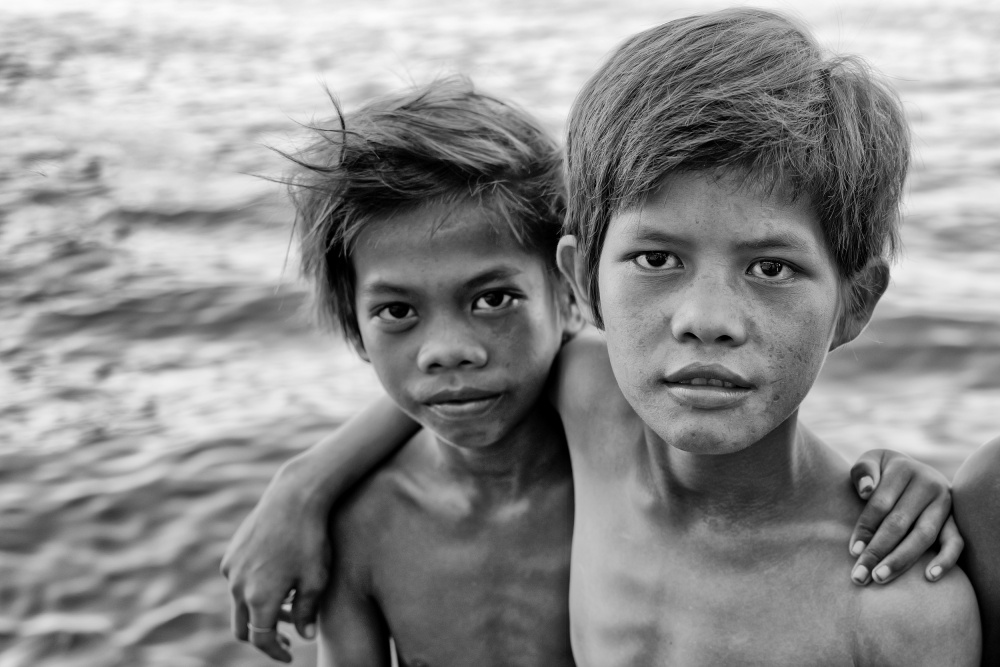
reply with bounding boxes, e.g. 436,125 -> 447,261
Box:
642,169 -> 804,212
605,171 -> 828,254
356,199 -> 508,249
351,200 -> 553,285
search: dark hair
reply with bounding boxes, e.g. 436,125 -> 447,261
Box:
565,7 -> 909,326
286,75 -> 565,350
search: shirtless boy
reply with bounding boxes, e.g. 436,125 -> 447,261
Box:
223,9 -> 973,665
550,9 -> 978,663
275,77 -> 580,666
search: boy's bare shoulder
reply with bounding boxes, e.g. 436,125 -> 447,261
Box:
328,433 -> 428,558
854,556 -> 980,666
551,327 -> 634,422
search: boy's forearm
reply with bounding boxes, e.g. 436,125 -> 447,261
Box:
276,395 -> 420,511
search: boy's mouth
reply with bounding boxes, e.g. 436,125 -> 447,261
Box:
423,389 -> 503,419
673,377 -> 738,388
664,363 -> 752,389
662,364 -> 753,409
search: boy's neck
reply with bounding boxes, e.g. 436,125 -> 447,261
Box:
637,411 -> 829,525
425,402 -> 568,499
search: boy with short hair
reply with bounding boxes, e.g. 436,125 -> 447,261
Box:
552,8 -> 978,663
224,9 -> 973,665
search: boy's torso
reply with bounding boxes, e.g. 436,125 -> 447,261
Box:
329,427 -> 576,667
568,440 -> 865,666
556,336 -> 972,666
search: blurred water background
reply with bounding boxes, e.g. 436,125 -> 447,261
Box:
1,0 -> 998,664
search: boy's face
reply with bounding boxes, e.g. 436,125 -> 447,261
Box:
352,201 -> 568,450
592,171 -> 845,455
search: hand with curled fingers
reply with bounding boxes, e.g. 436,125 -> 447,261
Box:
848,449 -> 962,587
221,465 -> 333,663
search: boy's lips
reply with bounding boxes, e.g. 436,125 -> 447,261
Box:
422,388 -> 503,419
662,363 -> 753,409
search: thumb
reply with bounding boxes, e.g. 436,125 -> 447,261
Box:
292,574 -> 326,640
851,449 -> 884,500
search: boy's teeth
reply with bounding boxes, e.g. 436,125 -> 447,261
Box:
680,378 -> 735,388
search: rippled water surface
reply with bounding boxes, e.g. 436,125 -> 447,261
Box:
2,0 -> 999,664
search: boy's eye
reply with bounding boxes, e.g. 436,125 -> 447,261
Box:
748,260 -> 796,281
634,252 -> 682,270
473,291 -> 516,311
375,303 -> 416,321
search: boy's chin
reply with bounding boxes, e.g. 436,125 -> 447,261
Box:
646,420 -> 770,457
426,422 -> 509,450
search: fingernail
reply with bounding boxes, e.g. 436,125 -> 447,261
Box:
858,476 -> 874,495
928,565 -> 942,580
873,565 -> 890,583
852,564 -> 869,584
850,540 -> 866,556
304,623 -> 316,639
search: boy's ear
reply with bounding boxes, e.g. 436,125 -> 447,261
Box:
556,235 -> 597,327
831,259 -> 890,351
556,280 -> 586,341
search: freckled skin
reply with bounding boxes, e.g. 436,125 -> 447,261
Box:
555,171 -> 980,666
317,203 -> 576,667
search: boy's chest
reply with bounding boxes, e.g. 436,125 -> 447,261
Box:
568,498 -> 863,667
368,492 -> 575,666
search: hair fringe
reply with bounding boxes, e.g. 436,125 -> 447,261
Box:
283,75 -> 565,349
565,8 -> 909,325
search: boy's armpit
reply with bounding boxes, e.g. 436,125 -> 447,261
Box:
855,558 -> 980,666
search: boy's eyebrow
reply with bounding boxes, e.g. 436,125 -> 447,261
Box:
735,232 -> 814,252
357,266 -> 526,299
463,266 -> 525,290
631,227 -> 816,253
357,282 -> 413,299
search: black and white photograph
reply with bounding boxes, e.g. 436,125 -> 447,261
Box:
2,0 -> 998,665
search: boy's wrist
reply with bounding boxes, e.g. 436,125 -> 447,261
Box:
273,455 -> 338,515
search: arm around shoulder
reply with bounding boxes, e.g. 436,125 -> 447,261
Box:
547,325 -> 630,423
281,394 -> 420,507
856,560 -> 981,666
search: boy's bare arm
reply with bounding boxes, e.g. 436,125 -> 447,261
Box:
315,520 -> 392,667
953,435 -> 1000,665
316,590 -> 391,667
221,396 -> 417,662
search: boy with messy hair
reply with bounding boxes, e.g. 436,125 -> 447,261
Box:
276,76 -> 580,666
224,11 -> 974,665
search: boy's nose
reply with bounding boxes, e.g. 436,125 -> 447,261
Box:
416,321 -> 488,372
669,278 -> 748,346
